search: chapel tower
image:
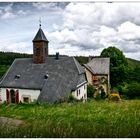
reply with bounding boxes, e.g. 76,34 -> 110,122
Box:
32,24 -> 49,64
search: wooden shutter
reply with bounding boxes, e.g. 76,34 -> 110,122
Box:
15,90 -> 19,104
6,89 -> 10,104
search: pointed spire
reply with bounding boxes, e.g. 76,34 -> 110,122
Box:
33,19 -> 48,42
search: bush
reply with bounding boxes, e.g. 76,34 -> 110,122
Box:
67,94 -> 79,103
108,93 -> 121,102
87,84 -> 96,98
126,83 -> 140,99
95,92 -> 102,100
118,82 -> 140,99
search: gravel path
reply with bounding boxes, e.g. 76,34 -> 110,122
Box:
0,117 -> 25,128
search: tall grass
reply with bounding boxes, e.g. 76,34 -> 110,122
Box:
0,100 -> 139,138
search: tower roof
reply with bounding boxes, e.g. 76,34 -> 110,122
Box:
33,28 -> 48,42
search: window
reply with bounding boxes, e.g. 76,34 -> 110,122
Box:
15,75 -> 20,79
10,89 -> 15,103
79,89 -> 80,95
23,97 -> 29,103
36,48 -> 40,55
77,90 -> 78,96
84,85 -> 86,90
84,94 -> 86,99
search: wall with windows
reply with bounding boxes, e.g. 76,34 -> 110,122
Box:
0,88 -> 40,104
72,83 -> 87,100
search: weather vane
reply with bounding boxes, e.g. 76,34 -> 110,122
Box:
39,17 -> 41,28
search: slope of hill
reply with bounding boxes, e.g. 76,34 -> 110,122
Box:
127,58 -> 140,69
0,51 -> 140,79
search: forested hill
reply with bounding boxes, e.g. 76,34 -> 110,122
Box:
0,51 -> 140,67
0,52 -> 32,65
0,51 -> 140,80
127,58 -> 140,68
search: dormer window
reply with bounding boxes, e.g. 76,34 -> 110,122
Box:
44,74 -> 49,79
15,75 -> 20,79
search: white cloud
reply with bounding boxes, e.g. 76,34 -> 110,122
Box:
118,21 -> 140,40
47,2 -> 140,60
1,2 -> 140,60
1,3 -> 16,19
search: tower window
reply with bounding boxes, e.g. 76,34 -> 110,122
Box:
36,48 -> 40,55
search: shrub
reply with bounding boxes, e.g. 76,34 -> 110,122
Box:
95,92 -> 102,100
126,82 -> 140,99
67,94 -> 79,103
87,84 -> 96,98
108,93 -> 121,102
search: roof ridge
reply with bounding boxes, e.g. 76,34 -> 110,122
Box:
73,57 -> 82,74
84,64 -> 95,74
0,59 -> 17,85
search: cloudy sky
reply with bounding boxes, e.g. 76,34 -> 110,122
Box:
0,2 -> 140,60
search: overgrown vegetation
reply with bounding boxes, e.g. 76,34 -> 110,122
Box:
0,100 -> 139,138
87,84 -> 96,98
100,46 -> 140,99
108,93 -> 121,102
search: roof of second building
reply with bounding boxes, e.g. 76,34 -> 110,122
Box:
84,57 -> 110,75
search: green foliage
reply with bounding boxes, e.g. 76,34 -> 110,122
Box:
75,56 -> 88,65
121,82 -> 140,99
101,46 -> 128,88
94,92 -> 101,100
67,94 -> 79,103
87,84 -> 96,98
101,91 -> 106,99
0,65 -> 9,78
0,51 -> 32,65
0,51 -> 32,79
127,58 -> 140,69
101,46 -> 128,67
127,67 -> 140,83
0,100 -> 139,137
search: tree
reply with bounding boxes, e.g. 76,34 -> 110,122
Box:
87,84 -> 96,98
100,46 -> 128,88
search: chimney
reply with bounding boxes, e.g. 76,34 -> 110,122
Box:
88,55 -> 92,62
55,52 -> 59,60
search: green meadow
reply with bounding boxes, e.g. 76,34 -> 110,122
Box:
0,99 -> 139,138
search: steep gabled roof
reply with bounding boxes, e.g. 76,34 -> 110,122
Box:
84,58 -> 110,75
33,28 -> 48,42
0,57 -> 87,103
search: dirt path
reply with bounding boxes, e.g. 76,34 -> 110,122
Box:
0,117 -> 25,128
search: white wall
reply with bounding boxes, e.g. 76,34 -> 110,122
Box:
0,88 -> 40,103
72,83 -> 87,100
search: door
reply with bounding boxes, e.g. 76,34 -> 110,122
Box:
10,89 -> 15,103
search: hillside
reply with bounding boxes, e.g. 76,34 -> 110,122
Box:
127,58 -> 140,69
0,51 -> 140,79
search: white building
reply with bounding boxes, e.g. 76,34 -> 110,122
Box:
0,26 -> 87,104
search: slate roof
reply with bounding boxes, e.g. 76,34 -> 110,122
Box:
0,57 -> 87,103
33,28 -> 48,42
84,58 -> 110,75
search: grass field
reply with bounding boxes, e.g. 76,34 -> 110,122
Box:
0,99 -> 139,138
